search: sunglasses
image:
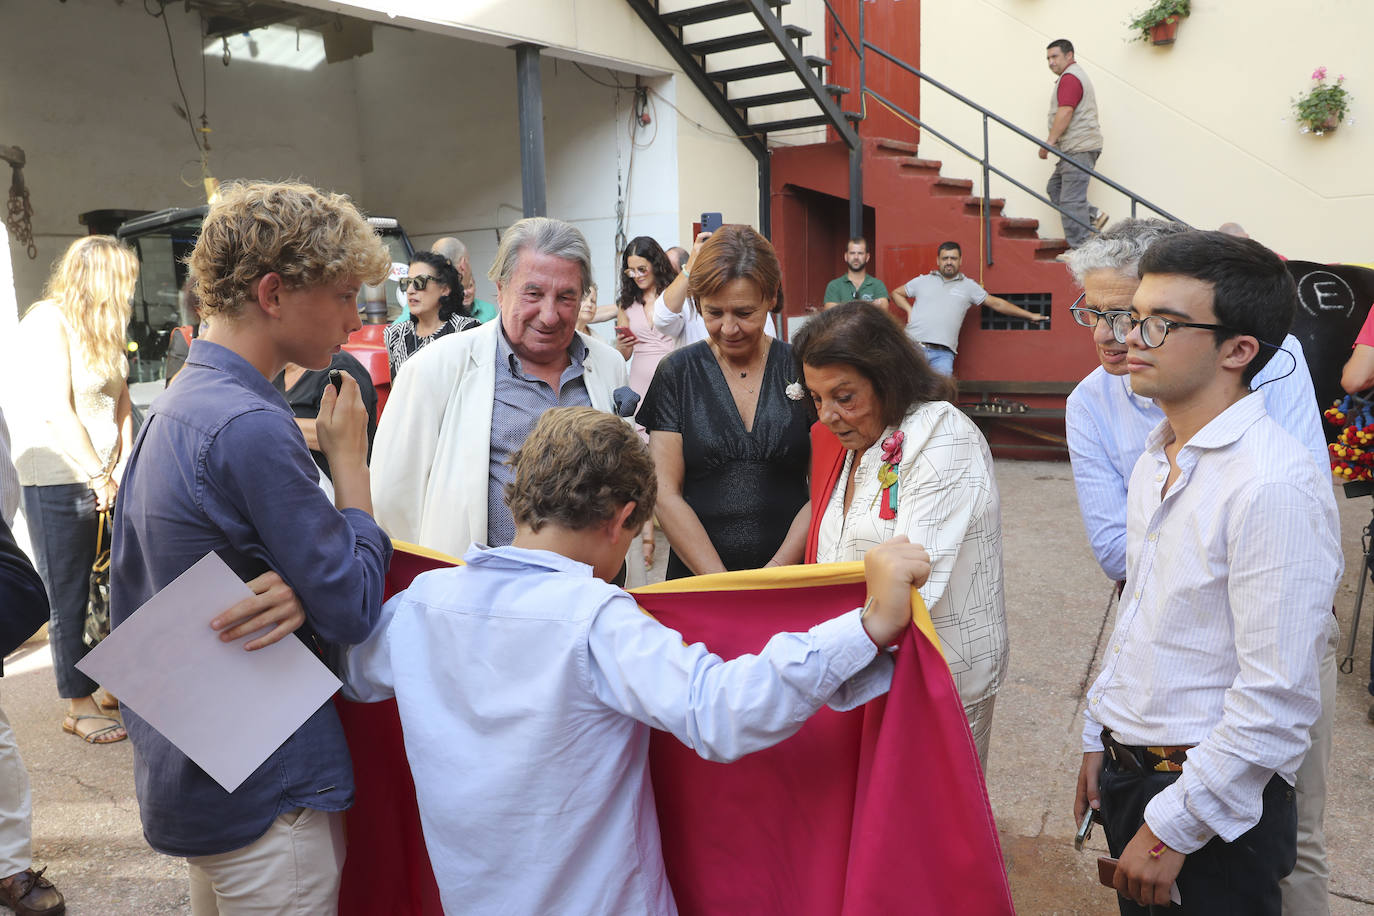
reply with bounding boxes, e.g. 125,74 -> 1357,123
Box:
399,275 -> 439,292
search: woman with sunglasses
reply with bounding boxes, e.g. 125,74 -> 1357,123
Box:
384,251 -> 479,379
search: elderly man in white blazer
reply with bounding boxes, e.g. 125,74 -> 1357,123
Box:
372,217 -> 630,558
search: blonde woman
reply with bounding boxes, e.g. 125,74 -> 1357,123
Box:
11,236 -> 136,744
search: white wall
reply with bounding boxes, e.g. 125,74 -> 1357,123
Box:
917,0 -> 1374,263
351,27 -> 682,304
0,0 -> 367,311
2,0 -> 763,317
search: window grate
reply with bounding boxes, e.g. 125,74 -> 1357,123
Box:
980,292 -> 1051,330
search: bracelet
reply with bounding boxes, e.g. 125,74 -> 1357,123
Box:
680,267 -> 690,280
1147,841 -> 1168,859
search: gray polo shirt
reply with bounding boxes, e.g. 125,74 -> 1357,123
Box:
902,271 -> 988,352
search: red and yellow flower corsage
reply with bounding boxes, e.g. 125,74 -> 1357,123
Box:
873,430 -> 903,520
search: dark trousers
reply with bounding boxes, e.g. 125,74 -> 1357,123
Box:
1097,753 -> 1296,915
21,483 -> 100,699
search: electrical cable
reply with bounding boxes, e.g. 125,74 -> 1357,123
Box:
145,0 -> 205,155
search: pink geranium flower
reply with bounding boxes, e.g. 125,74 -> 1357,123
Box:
1312,66 -> 1328,81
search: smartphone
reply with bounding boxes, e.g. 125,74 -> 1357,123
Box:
328,368 -> 344,393
700,211 -> 723,233
614,326 -> 636,338
1074,809 -> 1095,851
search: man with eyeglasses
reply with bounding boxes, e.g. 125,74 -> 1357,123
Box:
1068,229 -> 1342,914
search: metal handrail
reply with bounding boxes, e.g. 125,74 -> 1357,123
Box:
821,0 -> 860,58
863,42 -> 1184,227
817,0 -> 1185,264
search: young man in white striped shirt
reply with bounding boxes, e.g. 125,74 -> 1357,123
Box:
1064,220 -> 1338,916
1072,230 -> 1343,913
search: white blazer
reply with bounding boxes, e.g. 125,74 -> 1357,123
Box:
371,320 -> 629,557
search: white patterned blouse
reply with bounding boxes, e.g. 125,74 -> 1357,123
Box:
815,399 -> 1008,712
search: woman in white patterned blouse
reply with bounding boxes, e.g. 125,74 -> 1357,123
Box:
794,301 -> 1008,767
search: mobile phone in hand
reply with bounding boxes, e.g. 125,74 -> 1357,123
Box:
614,326 -> 636,339
1074,809 -> 1096,851
700,212 -> 723,233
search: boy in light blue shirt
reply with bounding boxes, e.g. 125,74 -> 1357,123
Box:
345,406 -> 929,915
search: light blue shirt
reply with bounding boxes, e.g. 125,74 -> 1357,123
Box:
343,545 -> 891,916
1065,334 -> 1326,582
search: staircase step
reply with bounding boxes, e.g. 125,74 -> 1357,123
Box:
997,217 -> 1042,239
685,24 -> 810,56
708,54 -> 829,82
930,177 -> 974,196
963,196 -> 1006,215
1033,238 -> 1070,261
731,87 -> 813,108
749,113 -> 831,133
874,138 -> 920,157
661,0 -> 791,28
897,157 -> 943,172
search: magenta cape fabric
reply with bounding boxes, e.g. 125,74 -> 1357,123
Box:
336,548 -> 1012,915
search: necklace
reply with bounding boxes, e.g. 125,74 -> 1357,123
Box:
723,347 -> 767,395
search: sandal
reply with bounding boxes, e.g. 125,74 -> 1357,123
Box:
62,713 -> 126,744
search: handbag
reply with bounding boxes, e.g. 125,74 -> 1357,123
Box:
82,510 -> 112,649
1,513 -> 50,673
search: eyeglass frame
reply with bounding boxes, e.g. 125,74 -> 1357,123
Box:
398,274 -> 439,292
1067,292 -> 1129,329
623,265 -> 652,278
1107,311 -> 1241,349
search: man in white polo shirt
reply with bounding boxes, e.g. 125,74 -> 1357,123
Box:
891,241 -> 1047,375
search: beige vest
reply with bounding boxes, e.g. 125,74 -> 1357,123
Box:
1047,61 -> 1102,154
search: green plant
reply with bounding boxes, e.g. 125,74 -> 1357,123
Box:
1127,0 -> 1191,42
1293,67 -> 1352,135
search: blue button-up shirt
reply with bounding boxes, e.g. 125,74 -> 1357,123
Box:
486,329 -> 590,546
110,340 -> 391,857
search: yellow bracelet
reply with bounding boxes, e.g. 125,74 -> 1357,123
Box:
1147,841 -> 1168,859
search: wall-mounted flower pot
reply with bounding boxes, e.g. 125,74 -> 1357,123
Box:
1150,16 -> 1181,45
1321,115 -> 1341,132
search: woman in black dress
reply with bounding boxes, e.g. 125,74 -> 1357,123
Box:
384,251 -> 478,379
636,225 -> 811,579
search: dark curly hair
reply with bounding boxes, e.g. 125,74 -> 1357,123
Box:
792,301 -> 956,426
617,236 -> 678,311
408,250 -> 468,321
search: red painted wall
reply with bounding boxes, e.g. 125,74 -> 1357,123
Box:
770,138 -> 1098,389
825,0 -> 920,145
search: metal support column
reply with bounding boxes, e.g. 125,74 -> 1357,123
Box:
848,144 -> 862,239
758,153 -> 771,239
514,43 -> 547,218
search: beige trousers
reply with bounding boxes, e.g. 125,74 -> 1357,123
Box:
187,807 -> 345,916
1280,619 -> 1339,916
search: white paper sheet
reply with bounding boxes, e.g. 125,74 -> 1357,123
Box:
76,552 -> 342,792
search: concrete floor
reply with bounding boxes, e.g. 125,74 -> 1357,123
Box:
1,458 -> 1371,914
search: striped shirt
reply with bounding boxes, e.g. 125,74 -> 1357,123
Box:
1082,392 -> 1342,853
1065,334 -> 1326,582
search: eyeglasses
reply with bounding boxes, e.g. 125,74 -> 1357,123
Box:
1108,312 -> 1239,349
1067,293 -> 1128,329
398,275 -> 437,292
623,265 -> 651,278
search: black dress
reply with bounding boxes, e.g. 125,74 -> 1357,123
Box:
637,339 -> 811,580
273,351 -> 379,480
